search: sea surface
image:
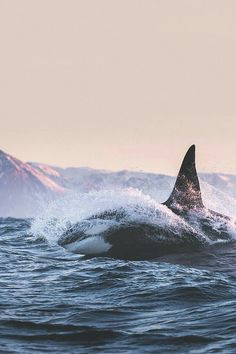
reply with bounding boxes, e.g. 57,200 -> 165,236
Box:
2,214 -> 236,354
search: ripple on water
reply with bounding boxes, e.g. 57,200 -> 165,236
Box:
1,218 -> 236,353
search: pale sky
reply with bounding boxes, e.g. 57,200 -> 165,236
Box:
0,0 -> 236,175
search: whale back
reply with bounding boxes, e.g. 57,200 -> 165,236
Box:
163,145 -> 204,211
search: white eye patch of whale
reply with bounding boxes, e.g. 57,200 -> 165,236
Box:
63,235 -> 112,255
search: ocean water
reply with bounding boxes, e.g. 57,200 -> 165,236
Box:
2,190 -> 236,353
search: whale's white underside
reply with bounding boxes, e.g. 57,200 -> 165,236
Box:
63,236 -> 112,255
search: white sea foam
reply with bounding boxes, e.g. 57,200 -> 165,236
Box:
30,181 -> 236,248
200,180 -> 236,219
30,188 -> 192,245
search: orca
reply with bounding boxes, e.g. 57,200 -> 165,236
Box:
58,145 -> 235,259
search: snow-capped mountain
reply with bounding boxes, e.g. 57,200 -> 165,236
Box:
1,149 -> 236,217
54,167 -> 236,217
57,166 -> 236,199
0,150 -> 66,217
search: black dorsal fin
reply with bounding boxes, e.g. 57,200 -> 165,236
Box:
163,145 -> 204,211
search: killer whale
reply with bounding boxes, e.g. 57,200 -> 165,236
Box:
58,146 -> 235,259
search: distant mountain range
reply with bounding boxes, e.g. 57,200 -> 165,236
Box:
1,149 -> 236,217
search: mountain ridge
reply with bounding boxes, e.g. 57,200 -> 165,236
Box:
1,149 -> 236,217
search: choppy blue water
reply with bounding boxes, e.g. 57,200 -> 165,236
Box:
1,217 -> 236,353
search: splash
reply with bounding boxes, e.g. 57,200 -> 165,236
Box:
30,182 -> 236,251
30,188 -> 194,245
200,180 -> 236,219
